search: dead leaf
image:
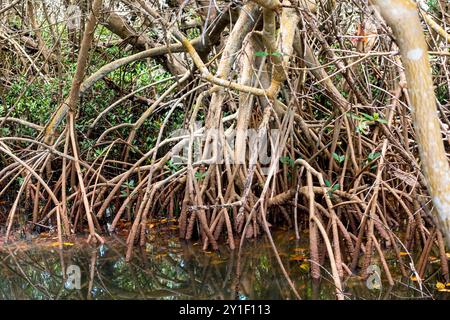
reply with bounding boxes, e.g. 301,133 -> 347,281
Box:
436,282 -> 445,290
410,275 -> 421,282
299,262 -> 310,272
50,242 -> 74,247
436,282 -> 450,293
289,254 -> 306,261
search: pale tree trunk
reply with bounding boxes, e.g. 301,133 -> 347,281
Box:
372,0 -> 450,246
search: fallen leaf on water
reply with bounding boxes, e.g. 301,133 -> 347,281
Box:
299,262 -> 309,272
436,282 -> 445,290
289,254 -> 306,261
410,275 -> 421,282
50,242 -> 74,247
399,252 -> 409,256
436,282 -> 450,292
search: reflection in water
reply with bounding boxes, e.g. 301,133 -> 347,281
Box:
0,228 -> 444,300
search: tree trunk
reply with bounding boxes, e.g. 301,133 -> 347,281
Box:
372,0 -> 450,246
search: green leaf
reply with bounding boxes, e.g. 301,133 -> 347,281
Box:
325,179 -> 331,187
332,152 -> 345,164
255,51 -> 269,57
195,171 -> 207,181
167,159 -> 181,173
271,52 -> 283,57
280,156 -> 295,167
368,152 -> 381,161
94,148 -> 105,157
349,113 -> 363,121
332,152 -> 340,162
360,112 -> 374,121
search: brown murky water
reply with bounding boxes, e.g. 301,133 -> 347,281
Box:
0,225 -> 447,300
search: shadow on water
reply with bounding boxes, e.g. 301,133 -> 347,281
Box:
0,226 -> 446,300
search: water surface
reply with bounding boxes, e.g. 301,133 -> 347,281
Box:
0,225 -> 446,300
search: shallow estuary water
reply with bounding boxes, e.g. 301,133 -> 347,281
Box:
0,224 -> 447,300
